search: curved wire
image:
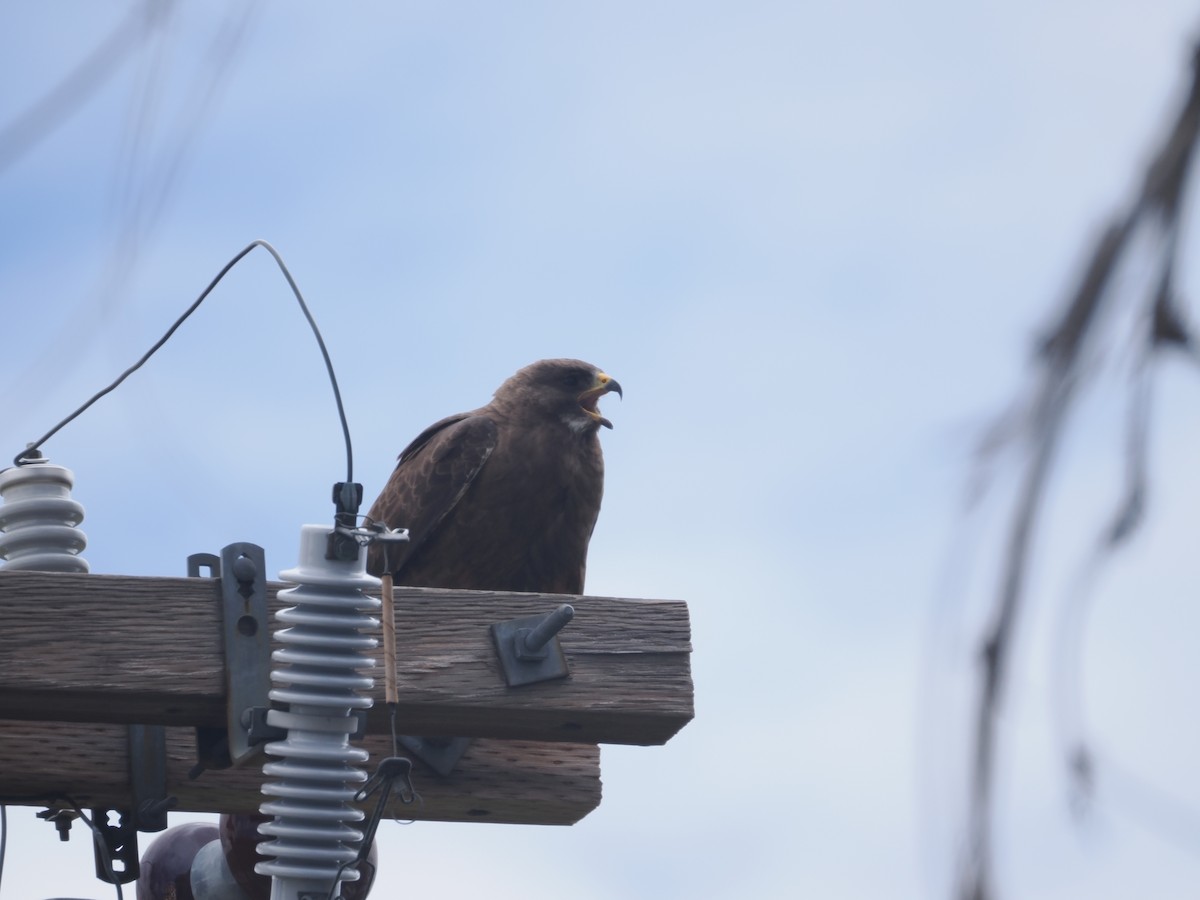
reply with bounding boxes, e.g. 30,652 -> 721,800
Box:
13,239 -> 354,484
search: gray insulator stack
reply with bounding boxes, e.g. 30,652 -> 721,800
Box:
0,461 -> 88,572
256,524 -> 381,899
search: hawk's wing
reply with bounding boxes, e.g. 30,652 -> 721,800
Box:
365,411 -> 498,577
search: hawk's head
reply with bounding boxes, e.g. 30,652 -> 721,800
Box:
498,358 -> 623,432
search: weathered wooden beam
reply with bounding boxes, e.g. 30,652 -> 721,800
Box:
0,721 -> 600,825
0,571 -> 693,745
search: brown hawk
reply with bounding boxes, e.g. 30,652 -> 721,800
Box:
366,358 -> 621,594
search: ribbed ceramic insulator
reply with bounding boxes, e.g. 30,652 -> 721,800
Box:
255,525 -> 380,898
0,461 -> 88,572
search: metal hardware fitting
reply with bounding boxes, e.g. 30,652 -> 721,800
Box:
37,807 -> 78,841
327,480 -> 365,561
128,723 -> 175,832
90,808 -> 140,884
395,735 -> 472,777
90,723 -> 178,886
490,603 -> 575,686
187,543 -> 284,776
33,689 -> 174,882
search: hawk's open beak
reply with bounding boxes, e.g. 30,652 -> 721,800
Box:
578,372 -> 622,429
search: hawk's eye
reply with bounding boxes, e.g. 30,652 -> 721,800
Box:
561,370 -> 588,389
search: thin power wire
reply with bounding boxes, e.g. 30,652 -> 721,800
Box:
5,3 -> 260,427
13,240 -> 354,486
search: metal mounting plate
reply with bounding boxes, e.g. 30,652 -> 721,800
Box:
186,543 -> 274,772
217,542 -> 272,765
490,610 -> 573,687
396,735 -> 473,777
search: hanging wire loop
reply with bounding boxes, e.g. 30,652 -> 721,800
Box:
12,239 -> 355,485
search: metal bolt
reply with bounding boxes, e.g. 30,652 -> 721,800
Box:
516,604 -> 574,660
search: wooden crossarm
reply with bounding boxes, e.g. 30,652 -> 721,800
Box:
0,720 -> 601,825
0,570 -> 693,746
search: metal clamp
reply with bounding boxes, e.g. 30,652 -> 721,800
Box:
490,604 -> 574,687
128,723 -> 176,832
83,690 -> 180,883
187,543 -> 284,777
90,808 -> 140,885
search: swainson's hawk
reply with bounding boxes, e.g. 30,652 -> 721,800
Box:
366,358 -> 621,594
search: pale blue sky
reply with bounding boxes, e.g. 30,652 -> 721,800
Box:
3,2 -> 1200,898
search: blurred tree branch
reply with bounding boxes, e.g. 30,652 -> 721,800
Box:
0,1 -> 167,175
959,43 -> 1200,900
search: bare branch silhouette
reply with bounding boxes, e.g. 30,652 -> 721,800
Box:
959,43 -> 1200,900
0,1 -> 167,175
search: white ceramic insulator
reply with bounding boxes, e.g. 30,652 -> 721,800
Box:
255,524 -> 381,898
0,462 -> 89,572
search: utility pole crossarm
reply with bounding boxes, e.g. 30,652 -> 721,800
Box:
0,570 -> 694,746
0,720 -> 601,825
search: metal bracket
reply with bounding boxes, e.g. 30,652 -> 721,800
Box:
91,808 -> 140,884
327,480 -> 365,562
128,723 -> 175,832
395,735 -> 472,777
490,604 -> 574,687
35,728 -> 174,885
187,543 -> 283,777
